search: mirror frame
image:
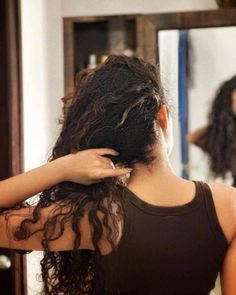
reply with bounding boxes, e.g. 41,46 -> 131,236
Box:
0,0 -> 26,294
142,8 -> 236,62
63,15 -> 157,95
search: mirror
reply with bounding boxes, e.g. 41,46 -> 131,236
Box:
159,26 -> 236,184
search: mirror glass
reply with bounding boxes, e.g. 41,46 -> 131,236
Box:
159,26 -> 236,183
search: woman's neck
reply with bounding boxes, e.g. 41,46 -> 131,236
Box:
129,147 -> 176,184
129,162 -> 175,183
127,148 -> 190,205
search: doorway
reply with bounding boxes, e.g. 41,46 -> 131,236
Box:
0,0 -> 26,294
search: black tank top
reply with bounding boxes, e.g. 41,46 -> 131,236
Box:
96,181 -> 229,295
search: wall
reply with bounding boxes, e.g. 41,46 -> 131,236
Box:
62,0 -> 217,17
21,0 -> 63,293
21,0 -> 218,294
21,0 -> 64,171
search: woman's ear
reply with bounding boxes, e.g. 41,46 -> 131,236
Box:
156,105 -> 169,132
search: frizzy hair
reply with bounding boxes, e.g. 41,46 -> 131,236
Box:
14,55 -> 167,294
199,75 -> 236,178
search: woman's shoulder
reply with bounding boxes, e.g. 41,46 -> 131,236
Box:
210,182 -> 236,243
211,182 -> 236,206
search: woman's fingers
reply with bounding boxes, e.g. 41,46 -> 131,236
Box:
102,158 -> 116,169
94,148 -> 119,156
98,168 -> 132,179
63,149 -> 132,184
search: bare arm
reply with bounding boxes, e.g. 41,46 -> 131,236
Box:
186,126 -> 207,145
0,149 -> 130,252
221,238 -> 236,295
0,203 -> 114,253
216,184 -> 236,295
0,148 -> 131,208
0,205 -> 93,251
0,159 -> 65,208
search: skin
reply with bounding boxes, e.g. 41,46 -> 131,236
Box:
0,107 -> 236,294
231,90 -> 236,115
0,149 -> 131,251
186,126 -> 207,145
0,148 -> 131,208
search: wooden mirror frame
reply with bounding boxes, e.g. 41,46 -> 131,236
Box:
0,0 -> 26,294
63,15 -> 158,95
63,9 -> 236,96
143,8 -> 236,63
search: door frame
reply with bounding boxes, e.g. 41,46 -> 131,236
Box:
0,0 -> 26,294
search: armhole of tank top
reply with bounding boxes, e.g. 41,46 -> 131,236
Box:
202,182 -> 229,256
102,201 -> 132,257
116,203 -> 132,249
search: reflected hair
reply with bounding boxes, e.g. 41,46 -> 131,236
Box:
199,75 -> 236,178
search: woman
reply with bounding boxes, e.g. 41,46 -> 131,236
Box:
1,55 -> 236,295
187,76 -> 236,186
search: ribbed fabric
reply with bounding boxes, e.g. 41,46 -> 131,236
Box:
97,181 -> 228,295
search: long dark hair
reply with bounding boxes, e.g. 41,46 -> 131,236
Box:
199,76 -> 236,178
14,55 -> 166,294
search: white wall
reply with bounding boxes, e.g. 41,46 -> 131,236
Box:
21,0 -> 64,294
21,0 -> 64,171
62,0 -> 217,17
21,1 -> 218,294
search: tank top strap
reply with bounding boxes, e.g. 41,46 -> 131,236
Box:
194,181 -> 228,258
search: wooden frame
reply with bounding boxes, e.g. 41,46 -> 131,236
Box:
6,0 -> 26,293
144,8 -> 236,62
63,15 -> 157,95
0,0 -> 26,294
63,9 -> 236,95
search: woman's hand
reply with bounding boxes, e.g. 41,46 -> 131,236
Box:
60,148 -> 132,185
0,148 -> 131,208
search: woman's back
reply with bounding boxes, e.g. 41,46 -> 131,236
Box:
98,180 -> 231,295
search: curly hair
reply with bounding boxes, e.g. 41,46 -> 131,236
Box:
13,55 -> 166,294
198,75 -> 236,178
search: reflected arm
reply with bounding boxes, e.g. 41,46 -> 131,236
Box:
186,126 -> 207,145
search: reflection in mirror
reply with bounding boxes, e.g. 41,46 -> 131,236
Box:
159,27 -> 236,185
